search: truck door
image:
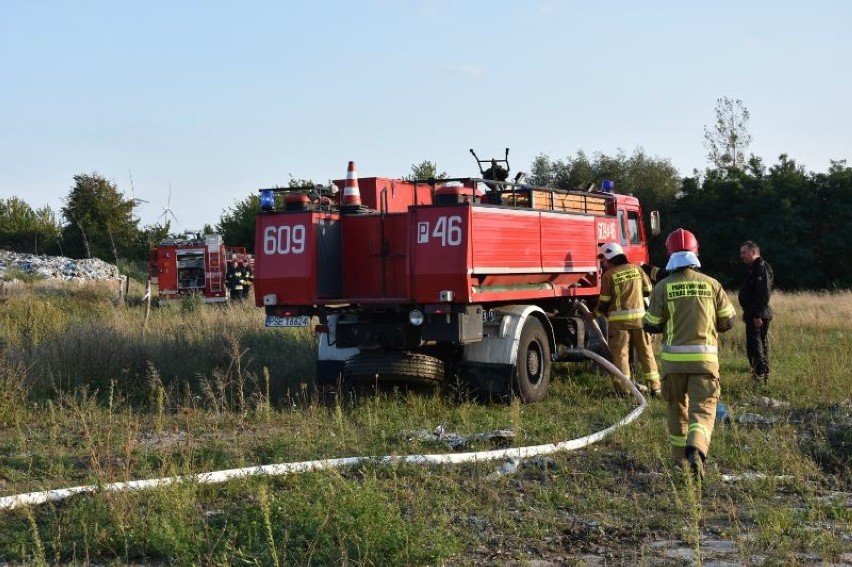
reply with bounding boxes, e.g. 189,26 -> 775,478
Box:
617,205 -> 649,265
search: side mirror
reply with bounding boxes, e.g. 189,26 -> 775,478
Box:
650,211 -> 661,236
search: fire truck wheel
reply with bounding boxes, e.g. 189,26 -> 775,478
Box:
514,317 -> 551,403
344,352 -> 445,384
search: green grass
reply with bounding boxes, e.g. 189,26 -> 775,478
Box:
0,284 -> 850,564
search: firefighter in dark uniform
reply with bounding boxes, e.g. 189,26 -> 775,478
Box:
593,242 -> 661,397
239,261 -> 253,300
643,228 -> 736,479
738,240 -> 773,384
226,259 -> 244,301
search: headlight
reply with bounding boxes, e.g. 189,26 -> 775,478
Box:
260,189 -> 276,211
408,309 -> 424,326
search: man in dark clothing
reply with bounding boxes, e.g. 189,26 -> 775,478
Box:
738,241 -> 774,384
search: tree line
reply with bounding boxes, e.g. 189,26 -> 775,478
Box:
0,173 -> 174,265
2,100 -> 850,289
529,150 -> 852,290
667,156 -> 852,290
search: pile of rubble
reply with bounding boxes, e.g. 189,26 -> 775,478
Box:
0,251 -> 122,282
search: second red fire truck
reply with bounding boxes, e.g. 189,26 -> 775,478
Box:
149,233 -> 251,304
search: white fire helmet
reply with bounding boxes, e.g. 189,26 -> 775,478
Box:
597,242 -> 624,260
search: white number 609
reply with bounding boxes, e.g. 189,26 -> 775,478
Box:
263,224 -> 306,255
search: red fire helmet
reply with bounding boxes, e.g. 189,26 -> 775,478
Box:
665,228 -> 699,256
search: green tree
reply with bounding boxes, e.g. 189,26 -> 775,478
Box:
405,160 -> 447,181
529,151 -> 593,190
0,197 -> 62,254
667,153 -> 833,289
703,97 -> 752,170
812,159 -> 852,287
133,222 -> 171,256
670,166 -> 760,284
217,194 -> 260,253
60,173 -> 141,261
528,148 -> 680,218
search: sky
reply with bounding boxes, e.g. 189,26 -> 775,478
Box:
1,0 -> 850,231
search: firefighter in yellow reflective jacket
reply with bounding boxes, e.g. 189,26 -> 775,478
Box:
643,228 -> 736,479
594,242 -> 661,396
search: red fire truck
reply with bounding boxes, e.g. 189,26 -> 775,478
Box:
252,151 -> 658,402
149,233 -> 250,304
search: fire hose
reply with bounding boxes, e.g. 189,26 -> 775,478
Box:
0,350 -> 645,511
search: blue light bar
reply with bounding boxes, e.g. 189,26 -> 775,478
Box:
601,179 -> 615,193
260,189 -> 276,211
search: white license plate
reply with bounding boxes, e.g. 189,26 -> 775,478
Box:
265,315 -> 310,327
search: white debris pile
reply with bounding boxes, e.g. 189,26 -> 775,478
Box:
0,251 -> 122,281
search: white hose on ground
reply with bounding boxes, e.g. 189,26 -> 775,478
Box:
0,349 -> 645,511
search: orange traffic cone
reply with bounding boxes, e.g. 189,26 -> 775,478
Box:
342,161 -> 361,207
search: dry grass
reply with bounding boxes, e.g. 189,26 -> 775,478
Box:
772,289 -> 852,328
0,285 -> 849,565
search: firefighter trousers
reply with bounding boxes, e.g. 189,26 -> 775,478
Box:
608,327 -> 660,389
662,372 -> 719,464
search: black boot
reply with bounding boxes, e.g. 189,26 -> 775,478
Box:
685,446 -> 706,481
751,371 -> 768,387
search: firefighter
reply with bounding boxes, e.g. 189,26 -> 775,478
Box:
593,242 -> 661,397
239,260 -> 253,300
643,228 -> 736,480
640,262 -> 669,284
226,259 -> 244,301
738,240 -> 773,384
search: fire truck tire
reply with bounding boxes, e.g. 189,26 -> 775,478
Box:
344,352 -> 445,384
514,317 -> 551,403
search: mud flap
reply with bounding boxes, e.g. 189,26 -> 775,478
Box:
317,314 -> 360,386
316,360 -> 345,387
458,361 -> 514,400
